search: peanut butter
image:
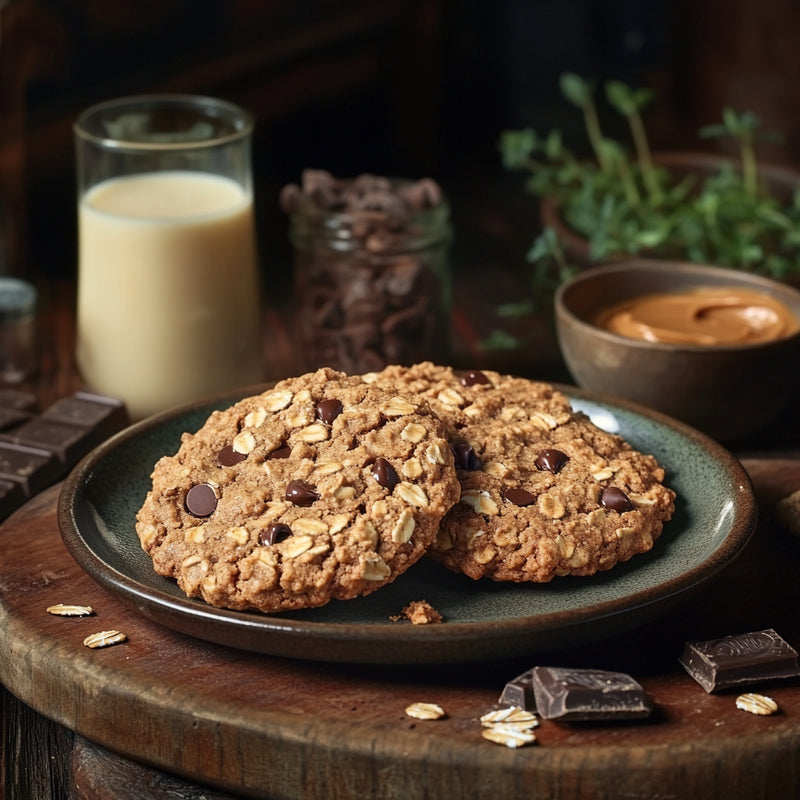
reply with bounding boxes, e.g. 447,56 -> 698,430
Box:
594,286 -> 799,345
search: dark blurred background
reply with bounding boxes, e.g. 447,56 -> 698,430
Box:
2,0 -> 799,303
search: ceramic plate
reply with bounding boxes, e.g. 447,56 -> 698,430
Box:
58,385 -> 757,664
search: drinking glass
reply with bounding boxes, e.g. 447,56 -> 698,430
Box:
74,94 -> 263,420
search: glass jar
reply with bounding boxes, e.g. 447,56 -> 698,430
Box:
0,277 -> 37,382
287,176 -> 452,374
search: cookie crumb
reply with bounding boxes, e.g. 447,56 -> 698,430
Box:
390,599 -> 443,624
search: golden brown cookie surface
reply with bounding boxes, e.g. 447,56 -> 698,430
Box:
367,363 -> 675,582
135,368 -> 460,612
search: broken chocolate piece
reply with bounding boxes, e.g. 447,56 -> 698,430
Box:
531,666 -> 653,721
0,441 -> 61,497
0,406 -> 32,431
498,668 -> 537,711
0,389 -> 129,520
1,417 -> 97,465
679,628 -> 800,693
42,391 -> 128,436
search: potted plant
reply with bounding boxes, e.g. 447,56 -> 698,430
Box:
502,74 -> 800,273
483,73 -> 800,354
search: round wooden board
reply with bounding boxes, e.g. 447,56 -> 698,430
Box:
2,469 -> 800,800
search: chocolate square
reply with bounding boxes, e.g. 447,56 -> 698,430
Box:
679,629 -> 800,693
531,666 -> 653,721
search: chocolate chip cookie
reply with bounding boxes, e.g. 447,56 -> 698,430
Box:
135,368 -> 460,612
366,363 -> 675,582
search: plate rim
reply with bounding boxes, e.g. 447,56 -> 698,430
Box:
57,382 -> 758,663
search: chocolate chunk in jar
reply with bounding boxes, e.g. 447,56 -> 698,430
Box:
284,171 -> 452,373
679,628 -> 800,693
531,666 -> 653,721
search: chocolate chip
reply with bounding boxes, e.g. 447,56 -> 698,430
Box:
371,457 -> 399,491
259,523 -> 292,546
452,441 -> 481,471
268,445 -> 291,460
285,479 -> 318,507
504,487 -> 535,506
185,483 -> 218,517
535,448 -> 568,474
460,369 -> 490,387
600,486 -> 633,512
316,398 -> 344,424
217,445 -> 246,467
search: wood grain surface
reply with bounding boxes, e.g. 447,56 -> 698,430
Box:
1,458 -> 800,800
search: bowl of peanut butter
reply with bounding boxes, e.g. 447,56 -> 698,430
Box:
554,260 -> 800,442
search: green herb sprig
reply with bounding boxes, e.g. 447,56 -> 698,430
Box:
499,73 -> 800,280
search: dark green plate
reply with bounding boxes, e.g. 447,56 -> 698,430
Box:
58,385 -> 757,664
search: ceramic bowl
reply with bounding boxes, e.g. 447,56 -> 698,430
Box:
554,260 -> 800,442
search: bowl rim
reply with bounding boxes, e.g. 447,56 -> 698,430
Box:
554,259 -> 800,353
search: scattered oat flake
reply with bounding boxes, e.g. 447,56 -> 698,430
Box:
405,702 -> 446,720
83,630 -> 127,649
480,706 -> 539,747
47,604 -> 94,617
480,707 -> 539,730
736,693 -> 779,716
481,725 -> 537,748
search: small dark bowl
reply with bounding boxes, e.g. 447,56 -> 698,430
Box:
554,260 -> 800,442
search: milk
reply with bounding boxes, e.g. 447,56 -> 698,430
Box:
77,171 -> 263,420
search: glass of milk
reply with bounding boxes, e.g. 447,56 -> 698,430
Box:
74,95 -> 264,420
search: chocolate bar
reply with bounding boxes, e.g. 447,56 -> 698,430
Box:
679,628 -> 800,693
0,389 -> 128,520
498,668 -> 537,711
531,666 -> 653,721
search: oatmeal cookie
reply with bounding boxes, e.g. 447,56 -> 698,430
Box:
367,363 -> 675,582
135,368 -> 460,612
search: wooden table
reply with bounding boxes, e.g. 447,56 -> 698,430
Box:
3,280 -> 800,799
1,457 -> 800,800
